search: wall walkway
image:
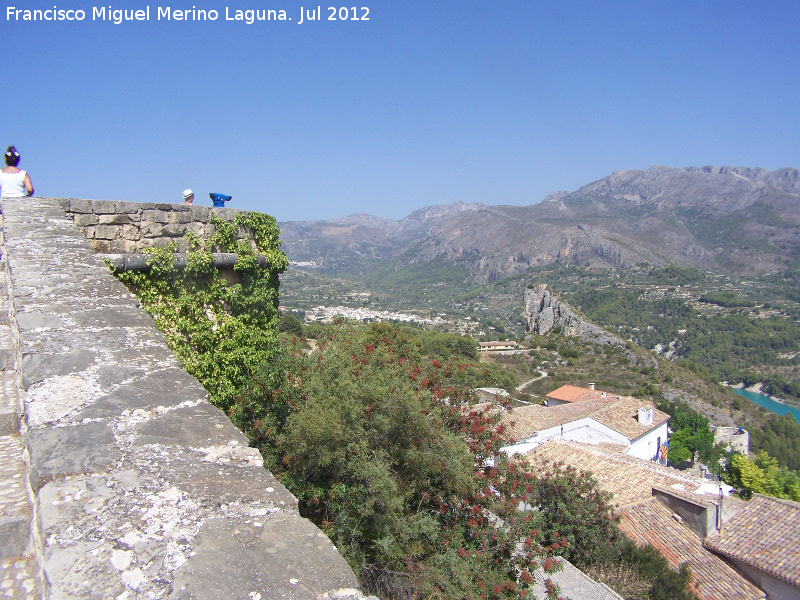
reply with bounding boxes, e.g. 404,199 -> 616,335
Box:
0,197 -> 365,600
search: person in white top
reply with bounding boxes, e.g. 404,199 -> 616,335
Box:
0,146 -> 34,198
182,189 -> 194,204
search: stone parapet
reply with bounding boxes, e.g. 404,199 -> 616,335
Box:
0,197 -> 366,599
60,198 -> 251,254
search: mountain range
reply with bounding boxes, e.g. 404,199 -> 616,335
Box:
279,165 -> 800,284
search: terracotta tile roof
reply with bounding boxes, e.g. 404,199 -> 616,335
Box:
591,397 -> 670,441
504,397 -> 668,444
703,494 -> 800,589
620,500 -> 765,600
504,398 -> 609,441
523,440 -> 765,600
524,440 -> 710,508
546,385 -> 602,403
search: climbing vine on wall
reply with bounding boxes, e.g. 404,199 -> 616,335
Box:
112,212 -> 288,413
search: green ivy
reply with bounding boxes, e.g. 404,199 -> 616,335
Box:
111,212 -> 287,413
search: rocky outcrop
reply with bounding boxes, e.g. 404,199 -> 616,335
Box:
0,197 -> 369,600
524,284 -> 624,347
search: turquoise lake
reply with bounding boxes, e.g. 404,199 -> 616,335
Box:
732,388 -> 800,422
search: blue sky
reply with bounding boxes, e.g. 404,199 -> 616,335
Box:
6,1 -> 799,221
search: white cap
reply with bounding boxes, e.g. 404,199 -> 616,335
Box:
183,189 -> 194,199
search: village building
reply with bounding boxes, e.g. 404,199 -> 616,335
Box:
524,439 -> 765,600
703,494 -> 800,600
501,384 -> 669,462
478,340 -> 518,352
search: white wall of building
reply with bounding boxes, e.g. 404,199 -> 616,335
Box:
625,422 -> 669,462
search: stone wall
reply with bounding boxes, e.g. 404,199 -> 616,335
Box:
0,197 -> 368,599
61,199 -> 253,254
713,426 -> 750,456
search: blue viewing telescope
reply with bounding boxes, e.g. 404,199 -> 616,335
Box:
209,193 -> 232,207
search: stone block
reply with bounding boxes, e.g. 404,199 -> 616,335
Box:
94,224 -> 121,240
185,222 -> 211,240
0,371 -> 21,435
0,516 -> 30,559
90,200 -> 119,215
139,221 -> 165,239
67,199 -> 93,214
90,240 -> 112,253
15,312 -> 64,331
169,514 -> 359,600
73,214 -> 99,227
98,214 -> 133,225
133,402 -> 247,448
21,349 -> 97,390
121,224 -> 140,241
160,223 -> 186,237
210,207 -> 240,222
189,205 -> 211,222
169,211 -> 194,225
121,240 -> 139,254
0,325 -> 15,370
26,421 -> 121,491
142,210 -> 169,224
72,367 -> 208,421
0,436 -> 33,558
114,201 -> 142,215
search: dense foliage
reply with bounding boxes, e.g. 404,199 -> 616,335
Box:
749,413 -> 800,471
723,451 -> 800,501
655,400 -> 720,467
113,213 -> 288,412
233,323 -> 569,599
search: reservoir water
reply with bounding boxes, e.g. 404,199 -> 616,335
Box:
732,388 -> 800,422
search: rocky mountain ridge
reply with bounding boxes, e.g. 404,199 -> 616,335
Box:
279,165 -> 800,283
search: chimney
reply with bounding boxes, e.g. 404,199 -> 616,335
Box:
638,407 -> 653,425
588,382 -> 595,390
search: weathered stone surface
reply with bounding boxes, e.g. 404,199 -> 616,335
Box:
169,515 -> 359,600
20,349 -> 97,390
0,197 -> 364,599
524,283 -> 625,347
133,402 -> 247,447
15,312 -> 64,330
94,224 -> 121,240
0,371 -> 21,436
26,421 -> 121,490
0,436 -> 32,559
0,325 -> 16,370
64,198 -> 93,214
0,555 -> 41,599
72,214 -> 98,227
154,452 -> 294,507
98,214 -> 133,225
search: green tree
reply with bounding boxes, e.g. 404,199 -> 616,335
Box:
723,450 -> 800,501
234,323 -> 564,599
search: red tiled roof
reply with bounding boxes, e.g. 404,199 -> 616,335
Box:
620,500 -> 765,600
703,494 -> 800,589
504,396 -> 668,444
524,440 -> 765,600
524,440 -> 709,508
546,385 -> 603,403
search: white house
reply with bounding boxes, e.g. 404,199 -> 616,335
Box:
501,386 -> 669,462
